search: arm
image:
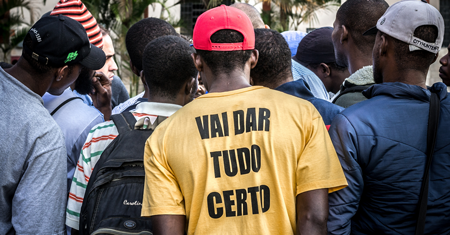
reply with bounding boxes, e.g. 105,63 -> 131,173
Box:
296,189 -> 328,235
151,215 -> 186,235
90,72 -> 112,120
327,114 -> 364,235
13,144 -> 67,234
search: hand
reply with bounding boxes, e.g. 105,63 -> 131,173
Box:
90,71 -> 112,120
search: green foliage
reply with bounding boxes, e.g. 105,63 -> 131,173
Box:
260,0 -> 340,32
0,0 -> 36,61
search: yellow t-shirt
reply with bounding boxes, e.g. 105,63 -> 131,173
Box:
142,86 -> 347,234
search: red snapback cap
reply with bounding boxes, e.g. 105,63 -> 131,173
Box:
193,5 -> 255,51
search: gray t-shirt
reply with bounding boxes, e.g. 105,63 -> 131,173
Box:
0,67 -> 67,234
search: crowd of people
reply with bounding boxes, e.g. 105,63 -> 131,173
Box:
1,0 -> 450,234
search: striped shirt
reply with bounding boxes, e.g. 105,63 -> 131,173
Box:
65,102 -> 181,230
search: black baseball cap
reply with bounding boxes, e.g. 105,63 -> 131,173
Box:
293,27 -> 336,65
23,14 -> 105,70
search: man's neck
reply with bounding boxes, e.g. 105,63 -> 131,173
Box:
4,58 -> 50,97
347,50 -> 373,74
207,71 -> 251,93
383,68 -> 428,89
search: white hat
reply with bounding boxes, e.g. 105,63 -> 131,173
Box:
364,0 -> 444,54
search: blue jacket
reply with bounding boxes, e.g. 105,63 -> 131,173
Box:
327,82 -> 450,234
276,79 -> 344,125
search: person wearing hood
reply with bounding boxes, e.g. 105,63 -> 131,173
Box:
330,0 -> 388,107
327,1 -> 450,234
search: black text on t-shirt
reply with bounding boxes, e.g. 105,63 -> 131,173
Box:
195,108 -> 270,139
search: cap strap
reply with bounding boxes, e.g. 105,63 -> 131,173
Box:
410,36 -> 440,54
23,45 -> 50,65
210,42 -> 247,51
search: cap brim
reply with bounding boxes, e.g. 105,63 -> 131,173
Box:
79,44 -> 106,70
363,26 -> 378,36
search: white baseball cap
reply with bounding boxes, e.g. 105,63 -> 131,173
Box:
364,0 -> 444,54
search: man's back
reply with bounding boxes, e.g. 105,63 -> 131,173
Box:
0,67 -> 67,234
143,86 -> 347,234
328,82 -> 450,234
43,88 -> 104,192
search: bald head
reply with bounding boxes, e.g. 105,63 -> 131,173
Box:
230,3 -> 265,29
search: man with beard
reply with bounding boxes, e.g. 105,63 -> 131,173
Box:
66,35 -> 199,234
42,0 -> 110,203
327,1 -> 450,234
330,0 -> 388,107
0,14 -> 105,234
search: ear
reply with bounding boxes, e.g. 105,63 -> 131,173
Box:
341,25 -> 349,44
192,53 -> 203,72
250,49 -> 259,69
140,70 -> 148,87
55,65 -> 69,82
184,76 -> 196,95
320,63 -> 331,77
380,34 -> 388,56
130,60 -> 140,76
264,24 -> 270,29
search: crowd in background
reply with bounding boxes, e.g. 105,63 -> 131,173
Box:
1,0 -> 450,234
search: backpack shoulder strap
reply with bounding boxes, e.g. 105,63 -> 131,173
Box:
50,97 -> 83,116
110,112 -> 137,135
415,91 -> 441,235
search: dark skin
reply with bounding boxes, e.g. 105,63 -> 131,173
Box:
332,19 -> 373,74
5,56 -> 81,97
150,50 -> 329,235
307,63 -> 349,94
439,43 -> 450,86
89,71 -> 112,120
131,60 -> 150,100
70,72 -> 198,235
372,32 -> 437,88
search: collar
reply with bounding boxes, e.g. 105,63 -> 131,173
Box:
42,87 -> 75,110
132,102 -> 182,117
363,82 -> 448,102
275,79 -> 315,101
345,66 -> 374,86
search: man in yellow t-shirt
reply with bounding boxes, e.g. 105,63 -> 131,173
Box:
141,5 -> 348,235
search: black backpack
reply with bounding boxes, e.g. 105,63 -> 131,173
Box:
79,112 -> 167,235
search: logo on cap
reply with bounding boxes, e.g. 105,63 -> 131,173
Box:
380,18 -> 386,25
30,28 -> 42,42
65,51 -> 78,63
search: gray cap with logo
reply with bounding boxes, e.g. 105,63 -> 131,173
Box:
364,0 -> 444,54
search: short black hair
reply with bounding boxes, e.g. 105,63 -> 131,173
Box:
386,25 -> 438,72
251,29 -> 291,88
143,35 -> 197,99
196,29 -> 252,75
337,0 -> 388,54
230,3 -> 264,29
22,33 -> 65,74
126,18 -> 178,72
